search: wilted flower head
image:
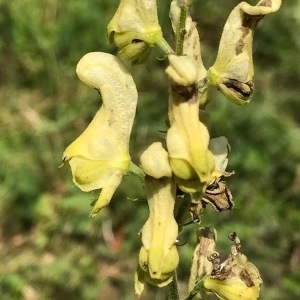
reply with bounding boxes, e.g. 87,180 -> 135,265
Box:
203,233 -> 263,300
189,227 -> 217,293
108,0 -> 173,64
62,52 -> 137,216
207,0 -> 282,104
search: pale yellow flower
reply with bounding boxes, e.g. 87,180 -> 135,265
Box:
208,0 -> 282,104
62,52 -> 137,216
135,142 -> 179,295
165,55 -> 215,194
140,176 -> 178,280
108,0 -> 173,64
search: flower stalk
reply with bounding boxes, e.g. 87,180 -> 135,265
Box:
62,0 -> 282,298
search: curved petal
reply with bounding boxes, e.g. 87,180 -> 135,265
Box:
63,52 -> 137,214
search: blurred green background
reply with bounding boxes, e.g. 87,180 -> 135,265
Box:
0,0 -> 299,299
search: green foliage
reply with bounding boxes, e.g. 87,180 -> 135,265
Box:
0,0 -> 299,299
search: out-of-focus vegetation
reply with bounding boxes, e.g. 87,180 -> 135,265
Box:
0,0 -> 299,299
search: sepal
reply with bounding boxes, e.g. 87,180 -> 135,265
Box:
62,52 -> 137,216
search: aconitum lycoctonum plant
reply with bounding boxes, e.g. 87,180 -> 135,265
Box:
62,0 -> 281,299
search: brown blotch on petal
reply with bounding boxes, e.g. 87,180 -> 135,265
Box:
235,14 -> 263,56
258,0 -> 273,8
240,269 -> 255,287
171,83 -> 198,102
223,79 -> 254,98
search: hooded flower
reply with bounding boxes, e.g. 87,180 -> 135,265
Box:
207,0 -> 282,104
135,142 -> 179,295
165,55 -> 215,194
108,0 -> 173,64
62,52 -> 137,216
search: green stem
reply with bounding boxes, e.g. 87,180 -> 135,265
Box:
183,293 -> 196,300
166,270 -> 180,300
184,282 -> 213,300
157,36 -> 176,55
175,5 -> 189,55
128,161 -> 145,181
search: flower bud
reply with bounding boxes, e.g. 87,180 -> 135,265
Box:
140,142 -> 172,179
166,55 -> 198,87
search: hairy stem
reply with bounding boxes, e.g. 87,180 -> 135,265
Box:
166,271 -> 180,300
175,5 -> 189,55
